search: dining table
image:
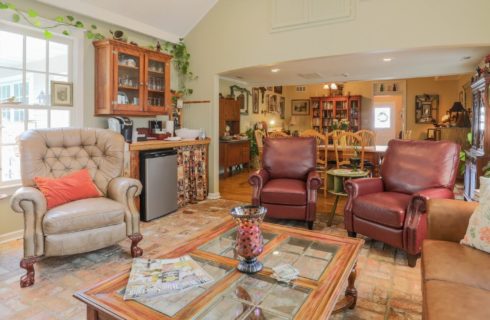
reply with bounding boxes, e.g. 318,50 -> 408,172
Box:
318,144 -> 388,176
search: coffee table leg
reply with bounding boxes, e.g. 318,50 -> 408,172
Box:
328,195 -> 339,227
333,264 -> 358,313
346,265 -> 358,309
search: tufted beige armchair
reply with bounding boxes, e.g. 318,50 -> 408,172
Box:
10,128 -> 143,287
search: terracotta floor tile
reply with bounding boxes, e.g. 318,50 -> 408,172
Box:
0,196 -> 423,319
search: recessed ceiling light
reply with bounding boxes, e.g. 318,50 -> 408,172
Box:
383,58 -> 393,62
271,68 -> 280,73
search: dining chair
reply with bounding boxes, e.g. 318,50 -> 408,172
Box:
334,131 -> 365,170
356,130 -> 376,146
300,130 -> 328,197
268,131 -> 289,138
254,129 -> 266,167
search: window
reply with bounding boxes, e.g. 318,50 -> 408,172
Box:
374,107 -> 391,129
0,26 -> 74,186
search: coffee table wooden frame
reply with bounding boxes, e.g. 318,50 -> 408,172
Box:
74,219 -> 364,320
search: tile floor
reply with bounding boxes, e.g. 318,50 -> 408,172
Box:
0,198 -> 422,320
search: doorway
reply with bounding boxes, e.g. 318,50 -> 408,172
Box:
373,96 -> 403,145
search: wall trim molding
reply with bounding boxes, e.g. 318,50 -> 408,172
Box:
207,192 -> 221,200
0,229 -> 23,244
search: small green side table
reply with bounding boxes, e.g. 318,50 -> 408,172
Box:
326,168 -> 370,227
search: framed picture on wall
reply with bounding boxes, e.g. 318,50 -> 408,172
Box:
237,93 -> 248,115
274,86 -> 283,94
415,94 -> 439,124
269,95 -> 278,112
265,94 -> 269,113
291,99 -> 310,115
51,81 -> 73,106
252,87 -> 259,113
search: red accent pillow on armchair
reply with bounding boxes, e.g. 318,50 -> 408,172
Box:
34,169 -> 102,209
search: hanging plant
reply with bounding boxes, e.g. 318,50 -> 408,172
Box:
164,38 -> 197,97
0,2 -> 104,39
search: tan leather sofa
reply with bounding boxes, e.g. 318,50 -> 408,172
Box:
422,199 -> 490,319
10,128 -> 143,287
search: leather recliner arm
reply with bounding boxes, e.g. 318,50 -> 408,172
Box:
107,177 -> 143,236
344,177 -> 384,231
10,187 -> 47,257
426,198 -> 477,242
248,169 -> 270,206
306,170 -> 322,222
404,187 -> 455,255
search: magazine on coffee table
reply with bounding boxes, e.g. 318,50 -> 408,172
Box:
123,255 -> 214,300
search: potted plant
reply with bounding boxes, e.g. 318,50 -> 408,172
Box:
349,142 -> 361,171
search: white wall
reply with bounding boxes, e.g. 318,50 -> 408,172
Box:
184,0 -> 490,195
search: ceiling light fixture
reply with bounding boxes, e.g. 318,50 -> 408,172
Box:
271,68 -> 280,73
383,58 -> 393,62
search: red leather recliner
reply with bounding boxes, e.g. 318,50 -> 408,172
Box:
249,137 -> 322,229
344,139 -> 460,267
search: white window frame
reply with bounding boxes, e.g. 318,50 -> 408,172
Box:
0,16 -> 84,192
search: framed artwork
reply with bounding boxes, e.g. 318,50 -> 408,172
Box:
51,81 -> 73,106
252,87 -> 259,114
266,86 -> 273,91
291,99 -> 310,115
265,94 -> 270,112
237,93 -> 248,115
274,86 -> 283,94
280,97 -> 285,119
415,94 -> 439,124
269,95 -> 278,112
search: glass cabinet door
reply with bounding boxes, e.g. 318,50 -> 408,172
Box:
114,48 -> 144,112
145,54 -> 170,113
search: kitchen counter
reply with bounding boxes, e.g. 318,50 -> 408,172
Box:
129,138 -> 211,151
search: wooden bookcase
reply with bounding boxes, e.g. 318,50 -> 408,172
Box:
93,39 -> 172,116
464,74 -> 490,201
310,95 -> 362,134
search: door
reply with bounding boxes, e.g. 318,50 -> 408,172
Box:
144,52 -> 171,113
113,46 -> 144,112
373,96 -> 402,145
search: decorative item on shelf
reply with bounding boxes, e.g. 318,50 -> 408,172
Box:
230,205 -> 267,274
110,30 -> 125,42
156,41 -> 162,52
129,41 -> 138,46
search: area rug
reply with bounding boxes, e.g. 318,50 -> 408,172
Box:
0,199 -> 421,319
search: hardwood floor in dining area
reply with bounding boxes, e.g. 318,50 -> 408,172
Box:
219,170 -> 344,219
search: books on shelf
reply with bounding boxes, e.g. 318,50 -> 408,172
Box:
124,256 -> 214,300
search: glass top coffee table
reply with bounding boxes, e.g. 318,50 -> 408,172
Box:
74,219 -> 363,320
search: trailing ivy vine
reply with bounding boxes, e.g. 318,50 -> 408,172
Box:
164,38 -> 197,97
0,2 -> 103,39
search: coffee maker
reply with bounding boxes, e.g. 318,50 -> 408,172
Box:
108,116 -> 133,142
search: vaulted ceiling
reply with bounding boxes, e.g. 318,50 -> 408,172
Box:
38,0 -> 218,42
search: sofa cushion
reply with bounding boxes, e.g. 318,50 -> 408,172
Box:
424,280 -> 490,320
43,197 -> 125,235
261,179 -> 306,206
353,192 -> 411,228
422,240 -> 490,291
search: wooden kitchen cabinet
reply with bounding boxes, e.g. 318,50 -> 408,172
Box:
220,140 -> 250,177
93,39 -> 171,116
219,98 -> 241,137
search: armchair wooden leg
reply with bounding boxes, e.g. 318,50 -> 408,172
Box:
129,233 -> 143,258
20,257 -> 38,288
407,254 -> 419,268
